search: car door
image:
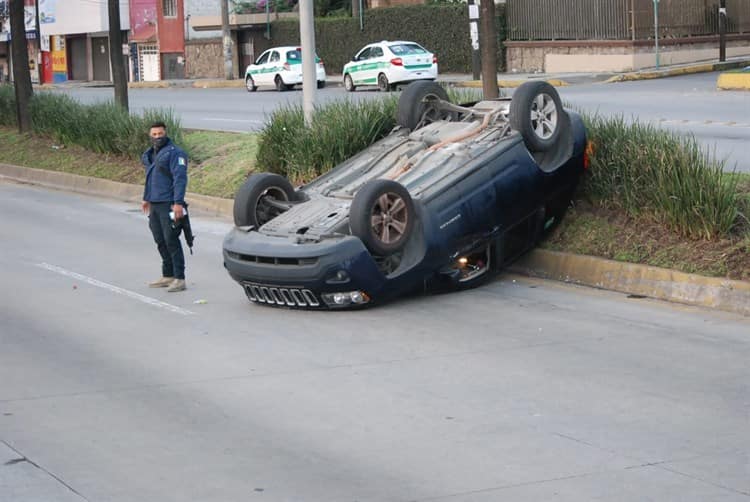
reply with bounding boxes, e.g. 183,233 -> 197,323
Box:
251,50 -> 271,86
350,47 -> 372,86
268,50 -> 282,83
368,46 -> 385,84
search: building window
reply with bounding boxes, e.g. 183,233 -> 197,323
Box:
163,0 -> 177,18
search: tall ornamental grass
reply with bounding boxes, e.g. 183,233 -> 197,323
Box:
0,86 -> 182,159
583,114 -> 741,240
256,96 -> 398,182
255,86 -> 482,182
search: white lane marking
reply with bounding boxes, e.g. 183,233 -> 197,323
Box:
36,263 -> 194,316
656,119 -> 750,128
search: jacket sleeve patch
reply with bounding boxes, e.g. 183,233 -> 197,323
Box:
178,157 -> 187,166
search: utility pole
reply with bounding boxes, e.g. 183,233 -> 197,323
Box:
108,0 -> 128,110
9,0 -> 32,132
718,0 -> 727,62
221,0 -> 233,79
479,0 -> 498,99
299,0 -> 315,126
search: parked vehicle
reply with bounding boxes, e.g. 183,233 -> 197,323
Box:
342,40 -> 437,92
244,46 -> 326,92
223,81 -> 589,309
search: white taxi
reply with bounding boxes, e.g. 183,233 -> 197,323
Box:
342,41 -> 438,92
245,46 -> 327,92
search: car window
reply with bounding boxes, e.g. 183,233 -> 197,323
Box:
255,52 -> 270,65
270,51 -> 280,62
286,49 -> 302,62
371,47 -> 384,58
356,47 -> 371,61
389,43 -> 428,56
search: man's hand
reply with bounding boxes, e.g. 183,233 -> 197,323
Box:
171,204 -> 184,220
141,201 -> 150,214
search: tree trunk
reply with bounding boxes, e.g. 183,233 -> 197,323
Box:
352,0 -> 359,19
108,0 -> 129,111
479,0 -> 498,99
9,0 -> 32,132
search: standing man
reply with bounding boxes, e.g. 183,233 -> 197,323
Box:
142,121 -> 189,292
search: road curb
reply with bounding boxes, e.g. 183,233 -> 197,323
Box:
605,59 -> 750,83
452,78 -> 570,88
0,163 -> 233,217
511,249 -> 750,317
717,71 -> 750,90
3,163 -> 749,316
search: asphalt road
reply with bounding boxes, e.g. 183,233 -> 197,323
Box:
2,180 -> 749,501
52,71 -> 750,172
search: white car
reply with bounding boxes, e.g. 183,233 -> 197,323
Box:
245,46 -> 327,92
342,40 -> 438,92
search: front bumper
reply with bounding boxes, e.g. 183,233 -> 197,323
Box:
223,229 -> 387,309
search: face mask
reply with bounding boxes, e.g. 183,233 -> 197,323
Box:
151,137 -> 167,150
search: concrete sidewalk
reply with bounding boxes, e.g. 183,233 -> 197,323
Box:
2,162 -> 748,318
36,56 -> 750,91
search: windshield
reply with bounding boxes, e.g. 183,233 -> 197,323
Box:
388,43 -> 428,56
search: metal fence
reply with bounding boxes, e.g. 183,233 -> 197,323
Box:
506,0 -> 750,41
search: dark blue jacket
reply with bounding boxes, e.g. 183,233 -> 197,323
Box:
142,138 -> 188,204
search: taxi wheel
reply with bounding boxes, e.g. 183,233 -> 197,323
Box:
344,74 -> 356,92
245,76 -> 257,92
377,73 -> 390,93
275,75 -> 287,92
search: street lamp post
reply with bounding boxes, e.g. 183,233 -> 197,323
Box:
653,0 -> 660,69
719,0 -> 727,62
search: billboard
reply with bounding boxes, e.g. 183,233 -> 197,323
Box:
129,0 -> 157,42
39,0 -> 129,36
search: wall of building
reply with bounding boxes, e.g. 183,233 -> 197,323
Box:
39,0 -> 129,36
185,38 -> 222,78
506,36 -> 750,73
185,0 -> 221,40
158,0 -> 185,53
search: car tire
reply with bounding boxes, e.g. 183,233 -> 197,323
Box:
275,75 -> 286,92
510,81 -> 565,153
344,74 -> 355,92
317,80 -> 326,89
397,81 -> 452,131
233,173 -> 297,228
245,75 -> 257,92
350,179 -> 415,256
377,73 -> 390,92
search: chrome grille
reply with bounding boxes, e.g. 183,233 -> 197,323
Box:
243,282 -> 320,307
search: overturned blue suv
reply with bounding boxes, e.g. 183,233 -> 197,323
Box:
223,81 -> 588,309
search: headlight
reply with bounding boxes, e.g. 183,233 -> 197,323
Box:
321,290 -> 371,307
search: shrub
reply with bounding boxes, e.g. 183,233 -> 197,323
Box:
0,87 -> 182,160
582,114 -> 741,240
0,85 -> 17,126
257,96 -> 397,182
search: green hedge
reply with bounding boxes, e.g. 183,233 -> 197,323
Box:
253,4 -> 505,74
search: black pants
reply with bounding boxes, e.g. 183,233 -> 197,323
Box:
148,202 -> 185,280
